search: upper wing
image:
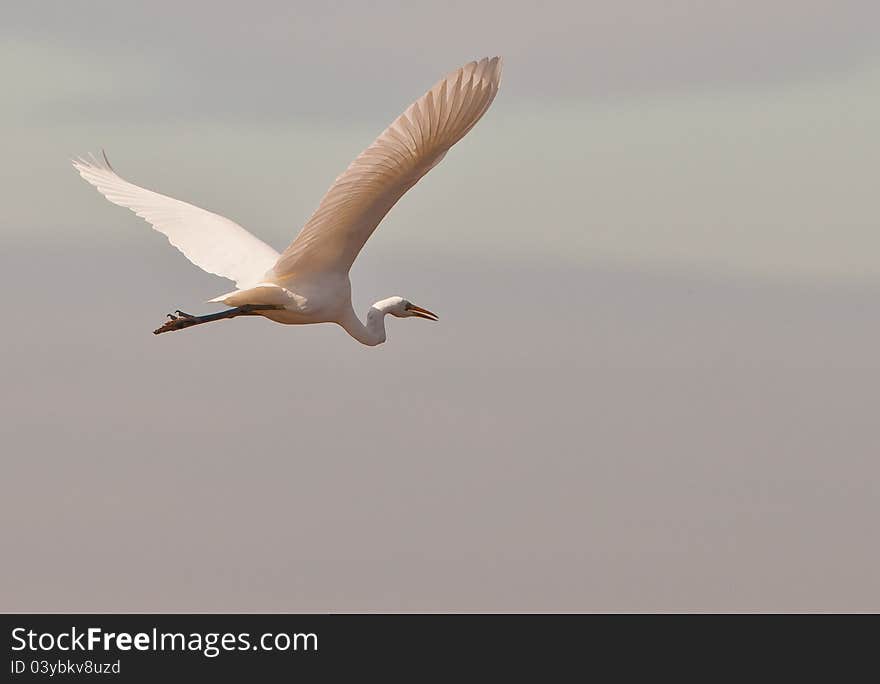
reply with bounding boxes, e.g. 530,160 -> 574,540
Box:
73,153 -> 280,289
272,56 -> 502,280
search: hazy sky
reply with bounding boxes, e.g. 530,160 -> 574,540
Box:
2,1 -> 879,611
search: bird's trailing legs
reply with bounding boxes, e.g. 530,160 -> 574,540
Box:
153,304 -> 279,335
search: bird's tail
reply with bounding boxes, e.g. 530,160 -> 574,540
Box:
207,283 -> 287,307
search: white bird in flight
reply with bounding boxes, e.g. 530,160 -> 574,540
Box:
73,57 -> 502,345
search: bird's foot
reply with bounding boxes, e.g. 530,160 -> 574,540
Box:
153,310 -> 198,335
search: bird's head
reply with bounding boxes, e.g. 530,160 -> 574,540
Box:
382,296 -> 439,321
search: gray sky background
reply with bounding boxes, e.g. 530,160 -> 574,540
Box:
2,1 -> 879,611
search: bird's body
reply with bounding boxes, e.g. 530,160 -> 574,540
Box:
73,57 -> 502,345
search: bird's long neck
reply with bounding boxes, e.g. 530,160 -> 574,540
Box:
339,301 -> 393,346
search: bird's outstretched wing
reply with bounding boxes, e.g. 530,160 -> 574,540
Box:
72,153 -> 280,289
272,56 -> 502,280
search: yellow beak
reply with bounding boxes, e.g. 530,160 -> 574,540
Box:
406,303 -> 439,321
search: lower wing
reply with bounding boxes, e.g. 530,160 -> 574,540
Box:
73,153 -> 280,290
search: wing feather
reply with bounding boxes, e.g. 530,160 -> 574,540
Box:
72,153 -> 280,289
272,56 -> 502,280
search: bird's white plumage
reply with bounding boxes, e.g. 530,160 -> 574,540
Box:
271,56 -> 502,281
72,154 -> 280,289
73,57 -> 502,345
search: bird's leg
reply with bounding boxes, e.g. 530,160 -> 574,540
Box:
153,305 -> 278,335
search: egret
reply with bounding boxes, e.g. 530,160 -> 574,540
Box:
73,57 -> 502,345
